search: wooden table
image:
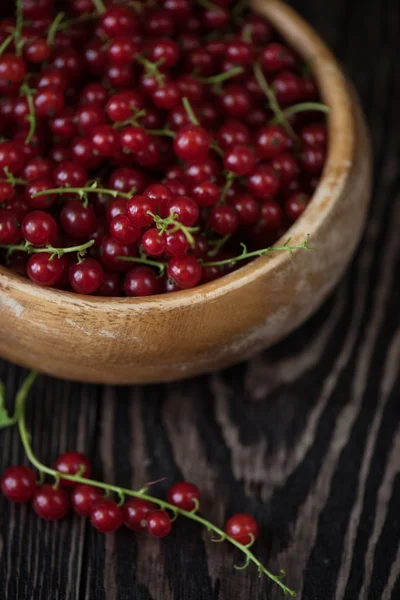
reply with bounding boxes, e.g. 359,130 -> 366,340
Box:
1,0 -> 399,598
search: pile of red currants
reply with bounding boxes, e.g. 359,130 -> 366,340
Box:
0,0 -> 327,296
1,453 -> 259,543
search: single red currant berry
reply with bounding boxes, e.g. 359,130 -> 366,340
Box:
69,259 -> 105,295
174,125 -> 210,162
120,126 -> 149,155
255,125 -> 291,159
149,38 -> 179,68
79,83 -> 108,106
0,141 -> 24,176
285,192 -> 310,220
0,54 -> 27,83
123,497 -> 156,532
24,38 -> 51,63
147,509 -> 172,538
165,230 -> 190,257
22,158 -> 54,182
184,158 -> 219,185
167,255 -> 202,289
151,82 -> 181,110
271,152 -> 299,182
224,145 -> 256,176
0,181 -> 14,202
216,120 -> 251,151
219,85 -> 253,118
1,465 -> 37,502
50,107 -> 78,139
224,39 -> 254,66
100,6 -> 137,37
90,499 -> 123,533
209,205 -> 238,235
91,125 -> 120,157
124,266 -> 160,297
26,253 -> 65,286
144,184 -> 173,212
53,160 -> 87,189
164,178 -> 190,197
53,451 -> 92,487
141,228 -> 166,256
272,71 -> 301,106
246,165 -> 280,198
106,91 -> 144,122
260,198 -> 284,230
23,180 -> 55,211
127,195 -> 157,227
300,147 -> 326,174
144,8 -> 175,37
191,181 -> 220,207
110,215 -> 141,245
107,37 -> 138,65
260,42 -> 298,72
225,513 -> 260,545
72,484 -> 103,517
34,86 -> 64,118
109,168 -> 147,195
0,208 -> 21,244
230,194 -> 260,225
300,123 -> 327,149
60,201 -> 96,238
75,103 -> 107,136
100,236 -> 134,272
32,484 -> 71,520
165,196 -> 199,226
96,272 -> 123,297
167,482 -> 200,511
21,210 -> 58,247
106,198 -> 127,222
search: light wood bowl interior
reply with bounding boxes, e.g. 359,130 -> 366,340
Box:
0,0 -> 372,384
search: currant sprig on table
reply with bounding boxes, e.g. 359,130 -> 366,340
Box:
0,372 -> 296,597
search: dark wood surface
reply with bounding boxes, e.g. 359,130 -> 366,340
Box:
1,0 -> 399,598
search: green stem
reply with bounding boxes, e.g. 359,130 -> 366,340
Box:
46,12 -> 66,46
12,372 -> 296,597
149,211 -> 199,248
0,33 -> 15,56
197,67 -> 244,85
32,186 -> 134,201
271,102 -> 330,124
136,55 -> 165,85
117,255 -> 167,273
20,83 -> 36,146
196,0 -> 223,11
57,13 -> 98,31
253,63 -> 297,139
202,236 -> 315,268
92,0 -> 106,14
207,234 -> 231,257
15,0 -> 24,56
220,172 -> 236,204
0,239 -> 94,258
146,128 -> 175,138
182,97 -> 200,126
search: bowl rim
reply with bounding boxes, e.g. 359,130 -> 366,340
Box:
0,0 -> 355,311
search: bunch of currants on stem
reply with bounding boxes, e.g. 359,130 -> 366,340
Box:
0,371 -> 296,596
0,0 -> 326,296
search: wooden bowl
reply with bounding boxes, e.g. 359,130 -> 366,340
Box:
0,0 -> 371,384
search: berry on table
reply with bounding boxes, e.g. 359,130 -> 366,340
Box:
123,497 -> 156,532
90,498 -> 123,533
225,513 -> 260,545
53,451 -> 92,487
72,484 -> 103,517
147,509 -> 172,538
167,481 -> 200,511
1,465 -> 37,503
32,484 -> 71,520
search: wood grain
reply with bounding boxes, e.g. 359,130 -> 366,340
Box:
0,0 -> 399,598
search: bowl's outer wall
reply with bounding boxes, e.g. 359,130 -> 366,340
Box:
0,0 -> 372,383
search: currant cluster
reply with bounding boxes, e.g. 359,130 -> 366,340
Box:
0,0 -> 327,296
1,456 -> 258,542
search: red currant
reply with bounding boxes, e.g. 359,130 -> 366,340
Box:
225,513 -> 260,545
124,266 -> 160,296
123,497 -> 156,532
1,465 -> 37,502
32,484 -> 71,520
167,255 -> 202,289
167,481 -> 200,511
72,484 -> 103,517
69,258 -> 105,295
90,499 -> 123,533
147,509 -> 172,538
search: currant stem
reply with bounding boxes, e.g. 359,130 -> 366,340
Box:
148,210 -> 199,247
197,67 -> 244,85
182,97 -> 200,126
15,0 -> 24,56
220,172 -> 236,204
92,0 -> 106,15
207,234 -> 231,257
13,372 -> 296,597
253,62 -> 297,139
202,236 -> 315,268
0,34 -> 15,56
57,14 -> 98,31
0,239 -> 95,258
20,83 -> 37,146
146,128 -> 175,138
117,256 -> 167,273
32,186 -> 134,201
46,12 -> 66,46
271,102 -> 330,124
